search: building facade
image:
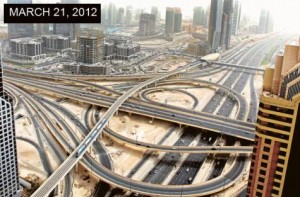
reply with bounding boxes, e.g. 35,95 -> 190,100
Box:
0,55 -> 22,197
247,39 -> 300,197
139,14 -> 156,36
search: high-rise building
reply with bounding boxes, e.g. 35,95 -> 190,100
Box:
247,39 -> 300,197
117,8 -> 125,25
165,7 -> 182,36
220,0 -> 233,49
193,7 -> 205,26
108,3 -> 117,26
208,0 -> 224,52
7,0 -> 34,39
77,35 -> 101,64
0,53 -> 22,197
139,14 -> 156,36
151,7 -> 160,23
173,8 -> 182,33
258,9 -> 273,34
231,0 -> 241,35
126,6 -> 133,26
165,7 -> 175,36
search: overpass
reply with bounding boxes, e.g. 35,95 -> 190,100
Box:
31,60 -> 209,196
209,61 -> 265,72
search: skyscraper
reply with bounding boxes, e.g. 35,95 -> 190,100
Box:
220,0 -> 233,49
7,0 -> 34,39
126,6 -> 133,26
208,0 -> 224,52
0,52 -> 21,197
165,7 -> 175,36
117,8 -> 125,25
231,0 -> 241,35
258,9 -> 273,34
173,8 -> 182,33
165,7 -> 182,36
151,7 -> 160,23
247,39 -> 300,197
139,14 -> 156,36
193,7 -> 205,26
108,3 -> 117,26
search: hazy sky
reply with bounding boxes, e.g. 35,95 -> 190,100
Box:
3,0 -> 300,33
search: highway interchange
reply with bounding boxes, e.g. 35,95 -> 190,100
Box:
4,33 -> 291,196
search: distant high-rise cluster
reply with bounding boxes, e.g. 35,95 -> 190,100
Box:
247,38 -> 300,197
258,9 -> 273,34
139,14 -> 156,36
101,3 -> 134,27
0,54 -> 22,197
165,7 -> 182,37
7,0 -> 34,39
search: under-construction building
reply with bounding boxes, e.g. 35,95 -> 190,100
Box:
77,35 -> 101,64
103,37 -> 140,60
247,38 -> 300,197
0,55 -> 22,197
9,37 -> 46,61
41,35 -> 71,53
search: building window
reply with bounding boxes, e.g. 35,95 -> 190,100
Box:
257,184 -> 264,190
256,191 -> 262,197
273,182 -> 280,188
263,147 -> 270,152
262,154 -> 269,160
276,166 -> 283,172
278,159 -> 285,165
265,139 -> 271,144
260,170 -> 266,175
279,151 -> 286,157
261,162 -> 267,168
258,177 -> 265,183
272,189 -> 279,195
275,174 -> 282,180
